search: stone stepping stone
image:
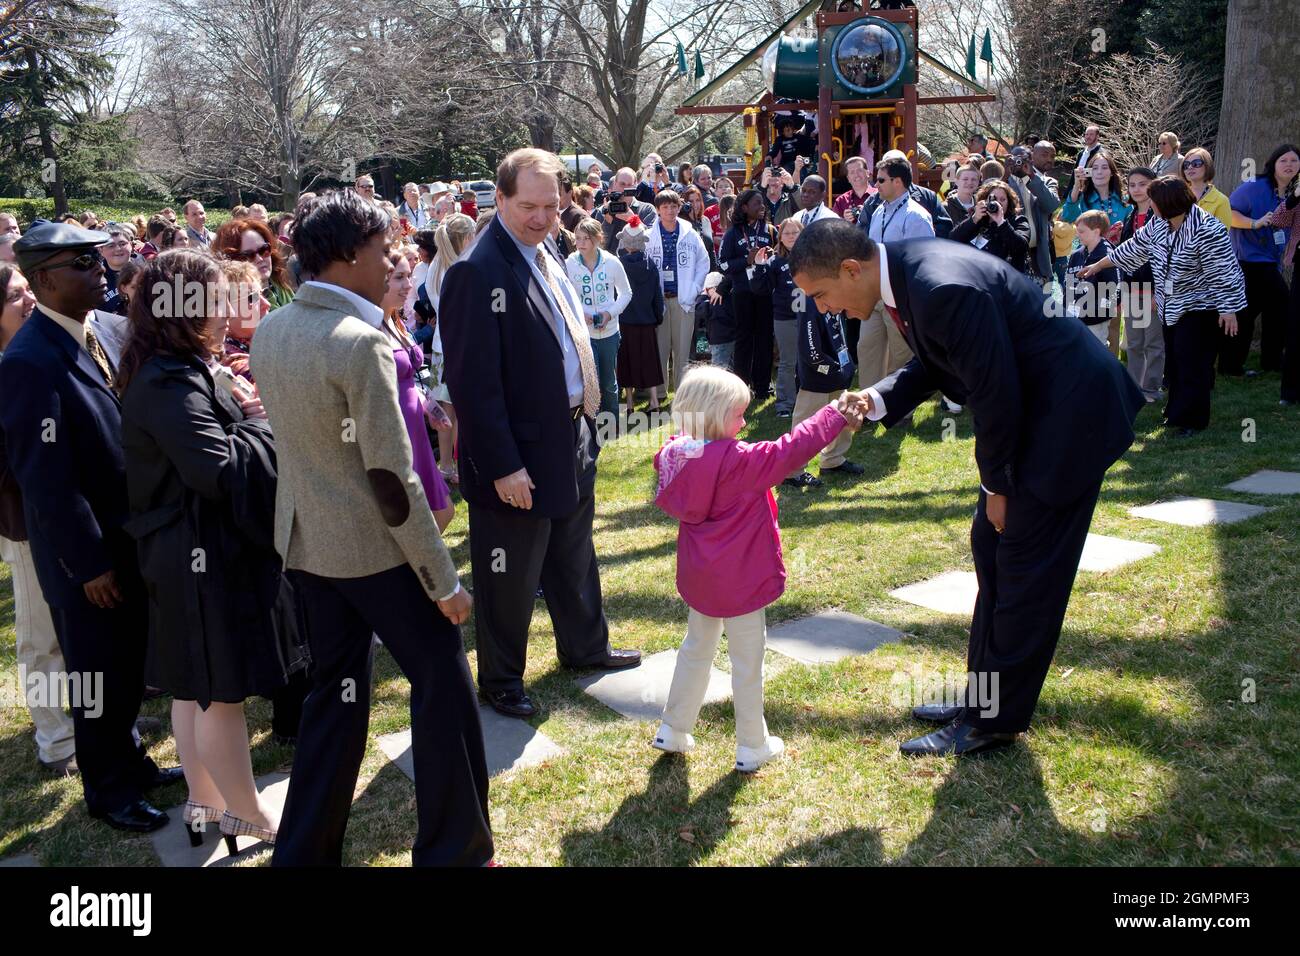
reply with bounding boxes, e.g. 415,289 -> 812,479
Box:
767,610 -> 903,664
0,852 -> 38,867
890,570 -> 979,617
1077,533 -> 1161,572
377,705 -> 563,781
576,648 -> 730,722
1129,496 -> 1269,527
151,770 -> 290,868
1225,470 -> 1300,495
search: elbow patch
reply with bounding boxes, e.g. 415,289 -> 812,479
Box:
366,468 -> 410,527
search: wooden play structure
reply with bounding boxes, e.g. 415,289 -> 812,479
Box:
676,1 -> 995,193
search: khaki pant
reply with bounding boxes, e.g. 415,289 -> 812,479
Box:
661,606 -> 768,749
0,535 -> 76,763
656,297 -> 696,399
856,302 -> 913,389
792,388 -> 854,474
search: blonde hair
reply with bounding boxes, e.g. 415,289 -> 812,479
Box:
1074,209 -> 1110,233
573,217 -> 604,247
672,365 -> 751,440
1158,131 -> 1181,151
777,217 -> 804,254
429,213 -> 476,299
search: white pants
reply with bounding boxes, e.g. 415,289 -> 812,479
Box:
656,297 -> 696,398
661,606 -> 768,749
1,535 -> 76,763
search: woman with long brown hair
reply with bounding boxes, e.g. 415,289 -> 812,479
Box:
118,249 -> 290,855
213,218 -> 294,309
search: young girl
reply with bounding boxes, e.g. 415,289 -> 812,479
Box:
652,366 -> 861,771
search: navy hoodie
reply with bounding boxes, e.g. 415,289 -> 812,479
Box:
797,309 -> 855,394
617,251 -> 664,326
694,275 -> 737,345
749,253 -> 802,322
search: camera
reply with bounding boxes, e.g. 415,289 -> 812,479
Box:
607,189 -> 628,214
986,198 -> 1000,215
654,162 -> 665,174
454,192 -> 468,203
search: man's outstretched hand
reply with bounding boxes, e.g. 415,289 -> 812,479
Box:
835,391 -> 871,431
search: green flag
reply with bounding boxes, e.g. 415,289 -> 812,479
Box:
980,29 -> 994,66
676,42 -> 687,76
694,50 -> 705,80
965,34 -> 977,79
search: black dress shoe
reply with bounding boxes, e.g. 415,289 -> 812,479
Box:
1173,427 -> 1200,438
90,799 -> 170,833
594,648 -> 642,670
911,703 -> 965,724
822,460 -> 865,476
900,720 -> 1017,757
141,766 -> 185,789
483,689 -> 537,719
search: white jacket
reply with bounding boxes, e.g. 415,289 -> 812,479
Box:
645,218 -> 709,312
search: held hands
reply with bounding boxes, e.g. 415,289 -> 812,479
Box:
495,467 -> 535,510
706,286 -> 723,305
834,391 -> 871,431
437,587 -> 472,625
1219,312 -> 1239,336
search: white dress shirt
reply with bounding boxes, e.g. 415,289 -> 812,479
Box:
863,243 -> 897,422
798,202 -> 840,227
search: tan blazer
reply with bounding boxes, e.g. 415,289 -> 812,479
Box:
249,283 -> 459,601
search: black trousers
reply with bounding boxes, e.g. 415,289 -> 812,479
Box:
964,482 -> 1100,734
49,583 -> 158,814
1164,310 -> 1219,430
1221,261 -> 1289,374
1282,271 -> 1300,402
467,417 -> 610,693
272,564 -> 493,867
730,288 -> 775,393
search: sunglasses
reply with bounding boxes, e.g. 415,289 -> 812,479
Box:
875,177 -> 891,184
1182,159 -> 1205,169
41,252 -> 104,272
235,243 -> 272,261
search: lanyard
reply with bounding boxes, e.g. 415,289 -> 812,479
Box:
880,199 -> 905,239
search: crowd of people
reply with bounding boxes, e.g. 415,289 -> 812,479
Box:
0,123 -> 1295,866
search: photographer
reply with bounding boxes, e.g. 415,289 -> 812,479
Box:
949,179 -> 1032,273
832,156 -> 876,224
760,164 -> 799,226
768,114 -> 816,177
636,155 -> 673,203
599,167 -> 657,250
1004,145 -> 1061,280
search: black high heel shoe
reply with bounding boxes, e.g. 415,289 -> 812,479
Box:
182,800 -> 223,848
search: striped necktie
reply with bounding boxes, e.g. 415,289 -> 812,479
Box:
83,325 -> 115,387
534,249 -> 600,418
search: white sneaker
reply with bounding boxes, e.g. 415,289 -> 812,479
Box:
735,735 -> 785,773
942,398 -> 963,414
651,723 -> 695,754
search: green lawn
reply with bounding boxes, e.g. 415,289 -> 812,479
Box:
2,371 -> 1298,866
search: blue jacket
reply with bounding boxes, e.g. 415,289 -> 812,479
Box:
616,251 -> 664,326
0,309 -> 135,607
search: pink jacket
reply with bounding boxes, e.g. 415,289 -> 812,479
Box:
653,404 -> 847,618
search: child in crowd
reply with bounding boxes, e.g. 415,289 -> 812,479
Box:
695,272 -> 736,370
651,366 -> 862,771
1065,209 -> 1120,344
768,114 -> 815,178
615,218 -> 665,411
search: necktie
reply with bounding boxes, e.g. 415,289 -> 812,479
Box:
884,303 -> 907,338
83,325 -> 114,387
534,249 -> 600,418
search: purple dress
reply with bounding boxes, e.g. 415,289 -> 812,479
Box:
393,341 -> 451,512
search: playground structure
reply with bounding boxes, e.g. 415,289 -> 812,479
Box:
676,1 -> 995,196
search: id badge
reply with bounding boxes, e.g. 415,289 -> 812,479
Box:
1164,279 -> 1174,295
1275,229 -> 1287,247
971,235 -> 989,250
662,270 -> 675,283
836,345 -> 852,369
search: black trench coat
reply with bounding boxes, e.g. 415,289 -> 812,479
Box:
121,354 -> 293,707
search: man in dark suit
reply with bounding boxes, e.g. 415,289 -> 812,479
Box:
0,222 -> 180,829
789,222 -> 1144,756
441,148 -> 642,719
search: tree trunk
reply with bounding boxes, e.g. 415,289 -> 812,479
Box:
1216,0 -> 1299,192
527,113 -> 556,152
24,45 -> 67,218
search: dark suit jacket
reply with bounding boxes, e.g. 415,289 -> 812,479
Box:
873,240 -> 1144,507
0,309 -> 135,606
440,215 -> 595,519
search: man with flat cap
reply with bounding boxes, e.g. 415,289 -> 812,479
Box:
0,221 -> 181,831
789,221 -> 1143,756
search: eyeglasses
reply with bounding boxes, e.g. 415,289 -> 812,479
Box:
40,252 -> 104,272
875,177 -> 890,184
1182,159 -> 1205,169
357,185 -> 375,192
234,244 -> 272,261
